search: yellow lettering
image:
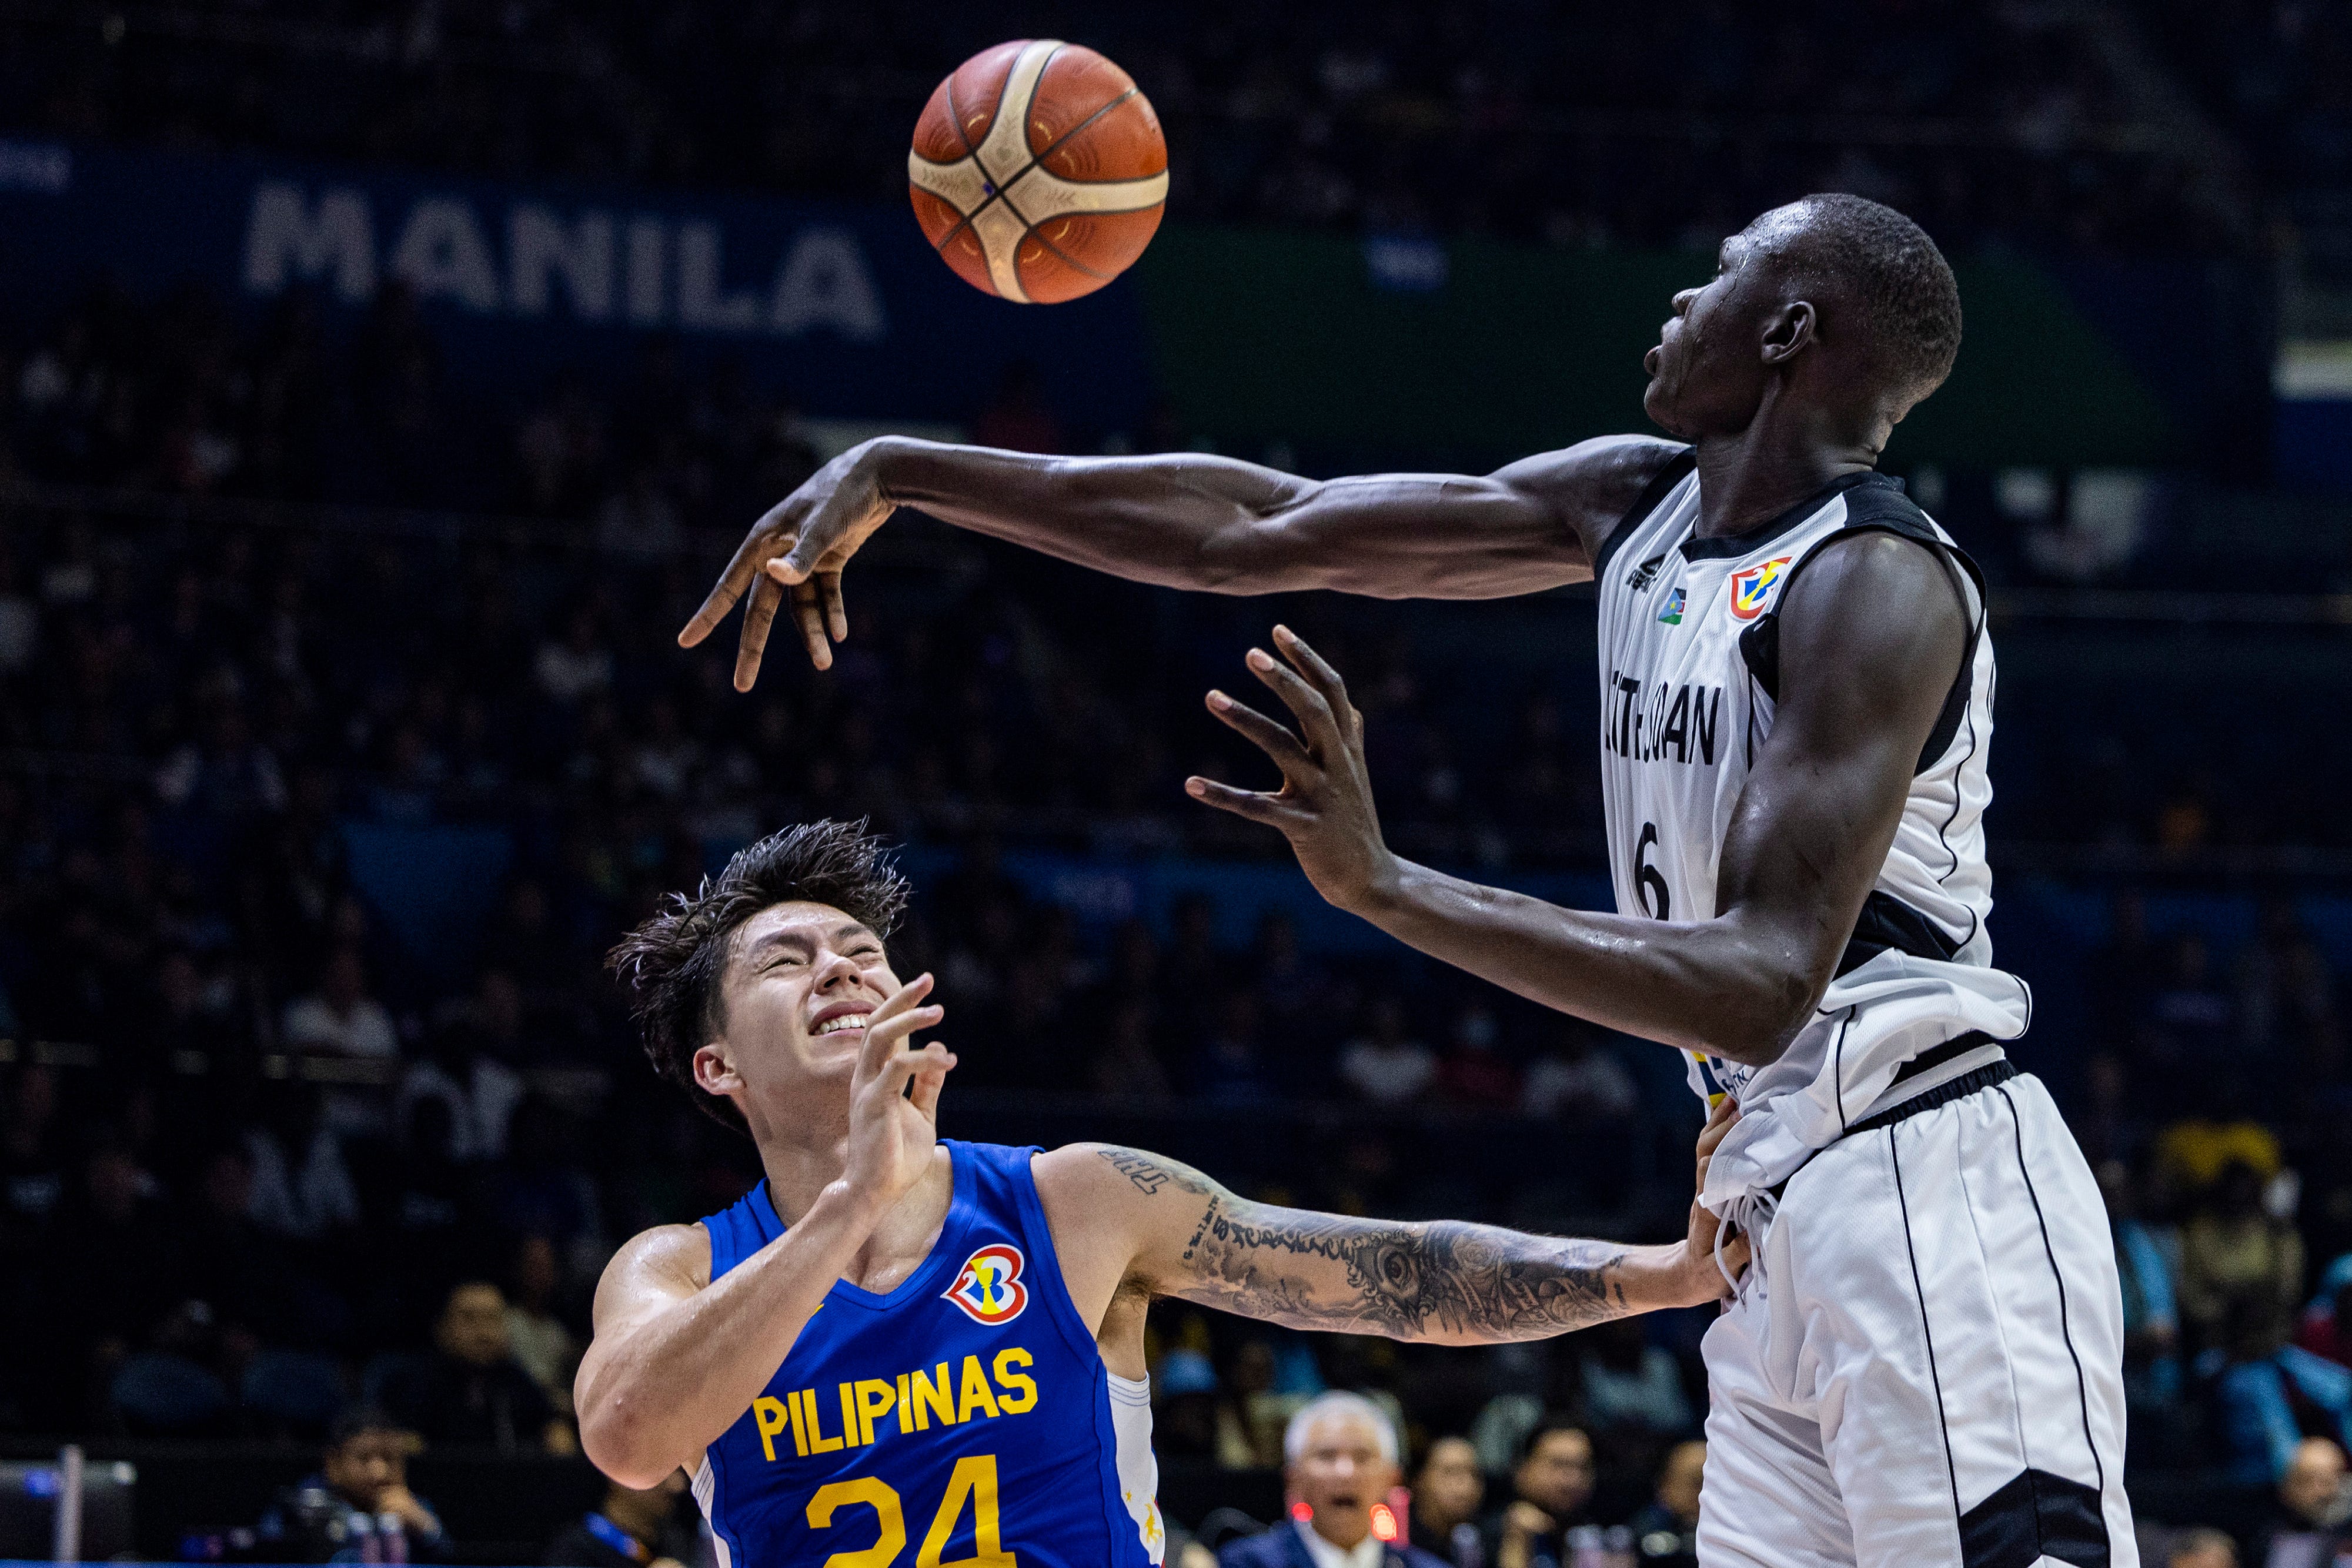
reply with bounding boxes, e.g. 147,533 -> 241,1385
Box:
990,1349 -> 1037,1415
752,1396 -> 791,1462
854,1378 -> 897,1446
917,1453 -> 1015,1568
800,1387 -> 844,1454
895,1372 -> 913,1435
910,1362 -> 956,1430
956,1355 -> 1001,1423
840,1382 -> 865,1448
806,1477 -> 906,1568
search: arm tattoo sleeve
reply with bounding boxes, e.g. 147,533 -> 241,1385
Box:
1095,1146 -> 1630,1340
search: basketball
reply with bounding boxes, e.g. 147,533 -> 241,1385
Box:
908,39 -> 1168,304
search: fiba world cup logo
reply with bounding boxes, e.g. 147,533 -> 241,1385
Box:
944,1243 -> 1031,1325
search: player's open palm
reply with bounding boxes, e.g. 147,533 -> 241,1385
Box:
679,440 -> 898,689
1189,626 -> 1398,913
842,974 -> 955,1214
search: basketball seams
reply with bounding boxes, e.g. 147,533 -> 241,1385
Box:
910,38 -> 1166,303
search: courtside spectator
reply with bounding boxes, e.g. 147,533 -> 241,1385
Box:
1482,1422 -> 1598,1568
2255,1438 -> 2351,1567
379,1281 -> 573,1454
2167,1527 -> 2237,1568
543,1470 -> 692,1568
1627,1443 -> 1705,1567
1408,1435 -> 1485,1568
1220,1392 -> 1443,1568
255,1406 -> 444,1563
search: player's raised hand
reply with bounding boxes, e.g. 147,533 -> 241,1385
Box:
841,973 -> 956,1216
679,440 -> 900,689
1188,626 -> 1399,912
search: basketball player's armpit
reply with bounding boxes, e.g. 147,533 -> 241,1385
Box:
1168,1200 -> 1651,1343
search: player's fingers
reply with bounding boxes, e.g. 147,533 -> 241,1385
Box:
909,1053 -> 955,1117
818,571 -> 848,643
1696,1095 -> 1740,1162
790,579 -> 833,671
1272,626 -> 1353,710
1205,690 -> 1312,780
856,974 -> 937,1079
733,573 -> 786,692
1244,646 -> 1344,754
878,1040 -> 956,1099
1184,776 -> 1298,826
680,534 -> 763,648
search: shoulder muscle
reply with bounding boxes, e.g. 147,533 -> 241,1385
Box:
592,1222 -> 711,1331
1491,436 -> 1690,565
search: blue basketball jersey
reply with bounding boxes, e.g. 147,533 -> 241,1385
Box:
691,1141 -> 1163,1568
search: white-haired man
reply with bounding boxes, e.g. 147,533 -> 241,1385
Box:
1220,1393 -> 1449,1568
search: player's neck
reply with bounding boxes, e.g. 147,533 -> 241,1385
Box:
1689,393 -> 1882,539
760,1137 -> 956,1271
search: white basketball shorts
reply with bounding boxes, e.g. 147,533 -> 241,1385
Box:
1695,1068 -> 2137,1568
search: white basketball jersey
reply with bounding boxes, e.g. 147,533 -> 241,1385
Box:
1594,452 -> 2033,1201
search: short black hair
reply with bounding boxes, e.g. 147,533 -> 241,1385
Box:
1516,1417 -> 1591,1466
327,1405 -> 409,1449
607,820 -> 910,1134
1771,193 -> 1963,399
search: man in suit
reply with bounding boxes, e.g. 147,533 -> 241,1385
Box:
1220,1393 -> 1449,1568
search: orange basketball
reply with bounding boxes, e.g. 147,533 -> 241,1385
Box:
908,40 -> 1168,304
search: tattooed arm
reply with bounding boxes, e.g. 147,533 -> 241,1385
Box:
1034,1100 -> 1745,1347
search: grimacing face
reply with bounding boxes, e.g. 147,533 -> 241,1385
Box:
695,901 -> 904,1121
1289,1409 -> 1399,1551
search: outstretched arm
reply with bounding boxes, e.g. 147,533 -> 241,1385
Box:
679,434 -> 1683,688
1036,1101 -> 1742,1345
1190,531 -> 1969,1066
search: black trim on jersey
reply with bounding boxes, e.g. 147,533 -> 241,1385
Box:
1675,467 -> 1885,561
1837,888 -> 1965,977
1733,474 -> 1989,774
1592,446 -> 1696,579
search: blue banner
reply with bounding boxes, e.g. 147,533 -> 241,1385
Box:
0,139 -> 1155,431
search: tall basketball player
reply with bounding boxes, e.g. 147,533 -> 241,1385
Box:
681,194 -> 2132,1568
577,820 -> 1745,1567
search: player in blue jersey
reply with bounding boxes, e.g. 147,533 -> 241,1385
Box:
576,819 -> 1746,1568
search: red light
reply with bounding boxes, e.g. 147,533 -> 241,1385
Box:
1289,1502 -> 1314,1523
1369,1505 -> 1399,1543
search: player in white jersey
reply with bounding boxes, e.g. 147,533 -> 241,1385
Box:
682,193 -> 2131,1568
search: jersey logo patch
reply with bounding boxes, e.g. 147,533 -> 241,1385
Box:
1625,553 -> 1668,593
1657,586 -> 1686,625
1728,556 -> 1793,621
944,1243 -> 1030,1325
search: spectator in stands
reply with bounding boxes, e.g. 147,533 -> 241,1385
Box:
1220,1391 -> 1444,1568
543,1469 -> 691,1568
1626,1442 -> 1705,1568
245,1080 -> 359,1241
2100,1158 -> 2184,1406
1,1063 -> 65,1231
2299,1255 -> 2352,1369
2166,1528 -> 2237,1568
1521,1028 -> 1638,1124
2182,1160 -> 2303,1360
1407,1435 -> 1485,1568
255,1406 -> 444,1563
399,1004 -> 523,1164
1482,1422 -> 1598,1568
1576,1318 -> 1696,1438
379,1279 -> 573,1453
504,1234 -> 579,1417
1433,1007 -> 1518,1111
1339,995 -> 1436,1106
2254,1437 -> 2351,1567
283,947 -> 399,1061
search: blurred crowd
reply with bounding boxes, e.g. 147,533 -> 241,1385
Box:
0,0 -> 2254,255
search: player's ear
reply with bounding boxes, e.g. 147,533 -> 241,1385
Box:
693,1041 -> 743,1097
1759,300 -> 1815,367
